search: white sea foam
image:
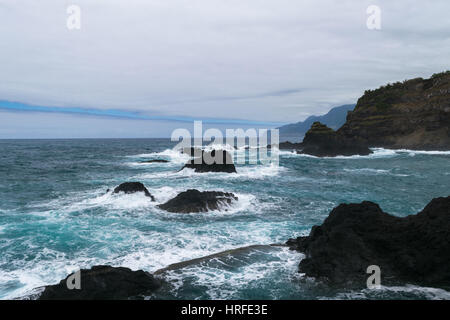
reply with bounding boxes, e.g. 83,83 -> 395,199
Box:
344,168 -> 390,174
395,149 -> 450,156
1,249 -> 100,300
203,143 -> 236,153
343,168 -> 410,177
161,246 -> 304,299
137,162 -> 285,181
280,147 -> 450,160
151,186 -> 183,204
331,284 -> 450,300
127,148 -> 190,164
69,190 -> 155,211
124,161 -> 168,167
233,163 -> 285,179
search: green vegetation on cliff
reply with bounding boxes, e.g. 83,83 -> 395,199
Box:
338,71 -> 450,150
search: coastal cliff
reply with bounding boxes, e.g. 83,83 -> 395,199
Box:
338,71 -> 450,150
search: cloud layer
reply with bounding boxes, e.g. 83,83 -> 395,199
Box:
0,0 -> 449,137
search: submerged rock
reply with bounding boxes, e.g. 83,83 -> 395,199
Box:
154,245 -> 280,275
181,150 -> 237,173
276,141 -> 303,151
113,182 -> 155,201
298,122 -> 372,157
287,196 -> 450,289
140,159 -> 169,163
38,265 -> 162,300
158,189 -> 238,213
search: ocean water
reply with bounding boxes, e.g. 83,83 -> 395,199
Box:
0,139 -> 449,300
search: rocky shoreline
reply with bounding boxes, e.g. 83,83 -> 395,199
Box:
279,72 -> 450,157
20,84 -> 450,299
287,196 -> 450,289
29,194 -> 449,300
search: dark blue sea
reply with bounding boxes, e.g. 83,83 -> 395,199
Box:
0,139 -> 449,300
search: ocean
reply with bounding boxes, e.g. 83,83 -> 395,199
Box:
0,139 -> 449,300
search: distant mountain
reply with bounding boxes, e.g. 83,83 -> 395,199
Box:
278,104 -> 355,140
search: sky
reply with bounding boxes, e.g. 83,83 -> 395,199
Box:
0,0 -> 449,138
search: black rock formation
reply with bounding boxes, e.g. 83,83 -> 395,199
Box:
298,122 -> 372,157
275,141 -> 303,150
158,189 -> 238,213
287,196 -> 450,289
38,266 -> 162,300
181,150 -> 237,173
113,182 -> 155,201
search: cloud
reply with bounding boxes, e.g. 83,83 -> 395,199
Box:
0,0 -> 449,137
0,100 -> 283,126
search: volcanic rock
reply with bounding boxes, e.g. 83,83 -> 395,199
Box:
181,150 -> 237,173
287,196 -> 450,289
113,182 -> 155,201
298,122 -> 372,157
38,266 -> 162,300
158,189 -> 238,213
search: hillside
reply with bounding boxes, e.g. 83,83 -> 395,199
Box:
338,71 -> 450,150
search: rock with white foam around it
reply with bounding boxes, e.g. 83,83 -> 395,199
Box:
158,189 -> 238,213
181,150 -> 237,173
113,182 -> 155,201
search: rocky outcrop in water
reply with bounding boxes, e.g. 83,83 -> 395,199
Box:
158,189 -> 238,213
287,196 -> 450,289
113,182 -> 155,201
38,266 -> 162,300
337,71 -> 450,150
298,122 -> 372,157
140,159 -> 169,163
181,150 -> 237,173
281,72 -> 450,156
276,141 -> 303,151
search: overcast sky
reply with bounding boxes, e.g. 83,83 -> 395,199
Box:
0,0 -> 449,138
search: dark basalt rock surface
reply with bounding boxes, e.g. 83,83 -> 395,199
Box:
140,159 -> 169,163
158,189 -> 238,213
287,196 -> 450,289
181,150 -> 237,173
276,141 -> 303,151
38,266 -> 162,300
298,122 -> 372,157
113,182 -> 155,201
